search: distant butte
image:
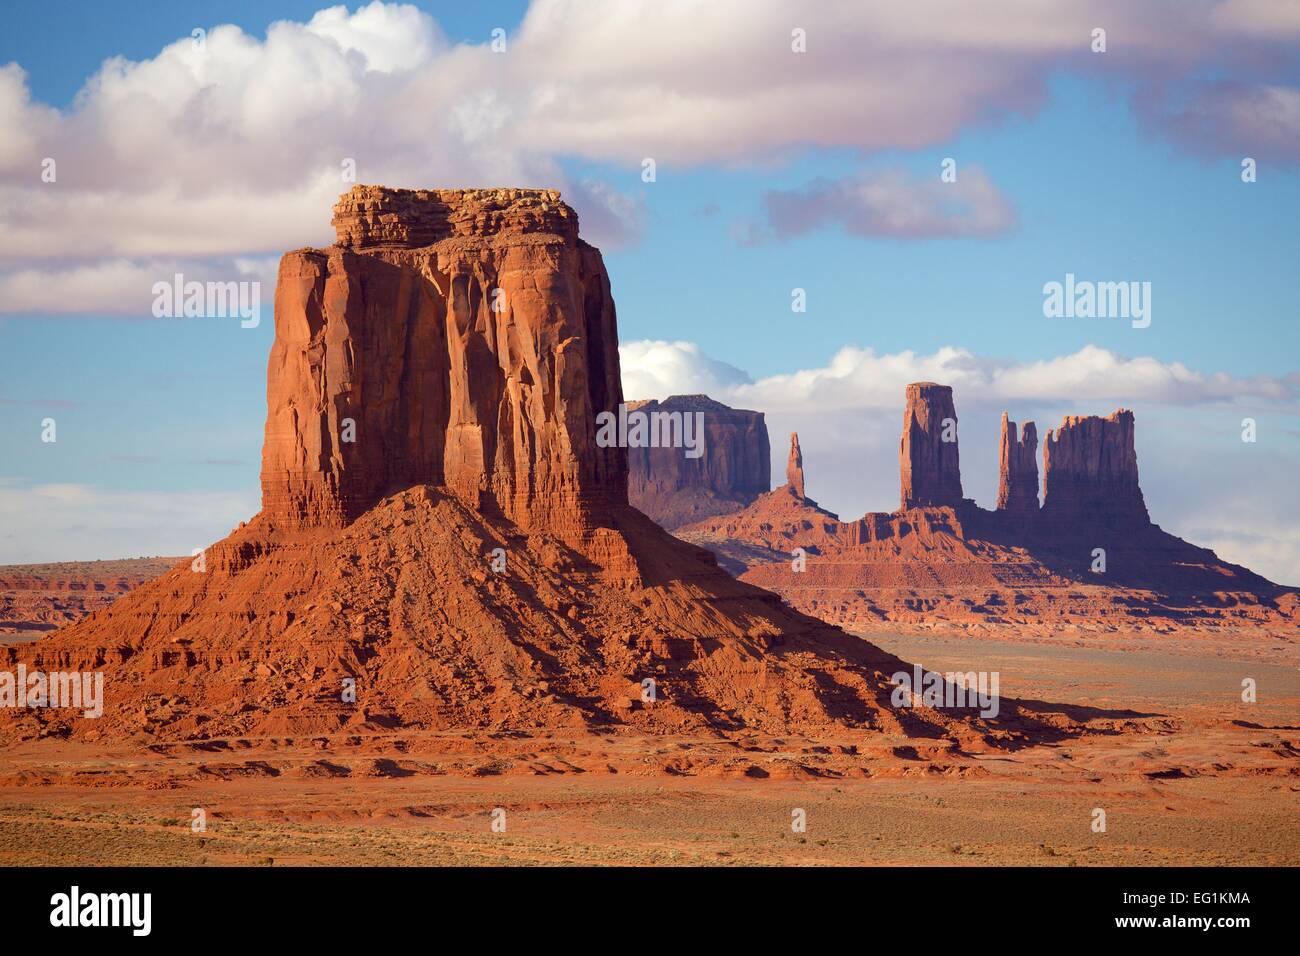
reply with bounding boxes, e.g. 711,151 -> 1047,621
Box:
996,413 -> 1039,517
677,384 -> 1297,635
625,395 -> 770,529
900,382 -> 964,509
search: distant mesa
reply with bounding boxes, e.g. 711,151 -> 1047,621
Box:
625,395 -> 770,530
0,558 -> 181,639
677,383 -> 1296,634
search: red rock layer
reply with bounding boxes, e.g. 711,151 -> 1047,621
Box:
683,498 -> 1295,634
0,558 -> 181,637
996,413 -> 1039,515
625,395 -> 770,530
262,185 -> 624,536
331,186 -> 578,250
900,382 -> 963,509
1041,410 -> 1149,529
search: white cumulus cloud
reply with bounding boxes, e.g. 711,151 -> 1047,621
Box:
621,340 -> 1300,412
2,0 -> 1299,312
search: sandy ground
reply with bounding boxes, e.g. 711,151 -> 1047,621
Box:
1,629 -> 1296,866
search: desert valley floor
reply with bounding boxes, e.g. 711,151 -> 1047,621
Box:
2,627 -> 1295,866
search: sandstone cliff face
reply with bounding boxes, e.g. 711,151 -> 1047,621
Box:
625,395 -> 770,530
786,432 -> 806,500
1041,410 -> 1149,528
900,382 -> 963,509
262,186 -> 625,536
996,413 -> 1039,515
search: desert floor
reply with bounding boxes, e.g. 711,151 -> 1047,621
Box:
1,628 -> 1296,866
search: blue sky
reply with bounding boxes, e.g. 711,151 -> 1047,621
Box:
1,1 -> 1297,580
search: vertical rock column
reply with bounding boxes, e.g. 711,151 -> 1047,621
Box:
1041,410 -> 1149,528
996,413 -> 1039,515
899,382 -> 963,509
786,432 -> 806,500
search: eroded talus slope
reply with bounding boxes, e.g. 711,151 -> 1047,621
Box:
3,486 -> 1092,748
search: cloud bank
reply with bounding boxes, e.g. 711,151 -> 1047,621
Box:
0,479 -> 257,565
622,340 -> 1300,413
2,0 -> 1299,312
760,168 -> 1017,241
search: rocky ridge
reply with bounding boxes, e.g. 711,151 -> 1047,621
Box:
678,385 -> 1296,635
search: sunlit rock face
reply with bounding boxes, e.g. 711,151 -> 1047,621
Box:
261,186 -> 626,535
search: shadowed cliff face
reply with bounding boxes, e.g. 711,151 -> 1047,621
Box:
261,186 -> 626,534
625,395 -> 770,530
1042,410 -> 1149,529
